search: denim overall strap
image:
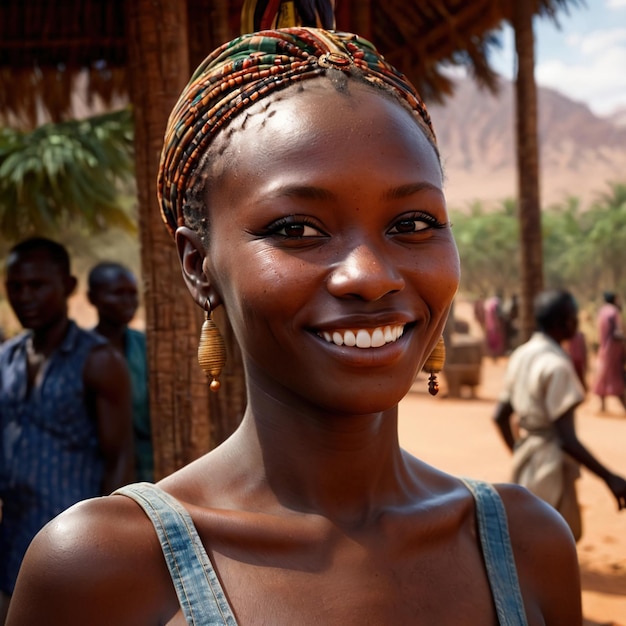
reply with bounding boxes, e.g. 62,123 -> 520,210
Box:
462,479 -> 528,626
114,482 -> 238,626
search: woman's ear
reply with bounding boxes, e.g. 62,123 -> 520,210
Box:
175,226 -> 220,309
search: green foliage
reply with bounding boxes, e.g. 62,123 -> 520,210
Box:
0,108 -> 136,241
585,183 -> 626,290
450,182 -> 626,308
450,198 -> 520,298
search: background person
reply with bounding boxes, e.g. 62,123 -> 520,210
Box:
0,238 -> 134,622
564,328 -> 588,392
8,29 -> 580,625
592,291 -> 626,414
88,262 -> 153,482
493,289 -> 626,542
502,293 -> 520,353
483,292 -> 506,360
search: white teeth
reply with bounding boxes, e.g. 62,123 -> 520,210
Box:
344,330 -> 356,347
319,325 -> 406,349
356,329 -> 371,348
371,328 -> 385,348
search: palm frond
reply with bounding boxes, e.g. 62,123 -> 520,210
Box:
0,108 -> 135,242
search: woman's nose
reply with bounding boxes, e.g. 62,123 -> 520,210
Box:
327,243 -> 405,301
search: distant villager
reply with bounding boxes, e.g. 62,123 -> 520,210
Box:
494,289 -> 626,543
484,294 -> 505,360
564,330 -> 588,392
592,291 -> 626,414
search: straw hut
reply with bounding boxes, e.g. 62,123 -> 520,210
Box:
0,0 -> 580,476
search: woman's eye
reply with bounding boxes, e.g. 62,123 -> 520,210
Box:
268,218 -> 326,239
278,223 -> 321,237
393,219 -> 426,233
388,212 -> 447,235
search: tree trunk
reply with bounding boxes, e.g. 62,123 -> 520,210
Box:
126,1 -> 246,479
126,0 -> 211,479
188,0 -> 234,71
512,2 -> 543,342
350,0 -> 372,39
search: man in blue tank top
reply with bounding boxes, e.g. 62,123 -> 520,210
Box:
0,238 -> 135,621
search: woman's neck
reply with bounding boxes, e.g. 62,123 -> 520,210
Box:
228,381 -> 413,527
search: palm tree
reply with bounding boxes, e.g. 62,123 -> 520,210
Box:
512,1 -> 543,342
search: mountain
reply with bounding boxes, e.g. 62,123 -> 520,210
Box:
426,78 -> 626,210
608,105 -> 626,128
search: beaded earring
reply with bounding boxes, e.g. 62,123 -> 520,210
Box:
197,299 -> 226,392
422,336 -> 446,396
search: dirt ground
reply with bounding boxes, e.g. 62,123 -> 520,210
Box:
400,357 -> 626,626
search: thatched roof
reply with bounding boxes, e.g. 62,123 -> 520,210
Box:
0,0 -> 580,127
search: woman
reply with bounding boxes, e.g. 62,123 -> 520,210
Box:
592,292 -> 626,413
7,28 -> 580,625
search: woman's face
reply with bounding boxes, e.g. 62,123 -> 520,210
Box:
196,80 -> 459,413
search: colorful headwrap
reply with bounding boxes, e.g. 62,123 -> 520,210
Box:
157,27 -> 435,236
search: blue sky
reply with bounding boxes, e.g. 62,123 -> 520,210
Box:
487,0 -> 626,116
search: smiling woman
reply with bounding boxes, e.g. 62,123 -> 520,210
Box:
7,27 -> 582,626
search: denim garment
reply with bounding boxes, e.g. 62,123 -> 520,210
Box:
463,479 -> 528,626
117,480 -> 527,625
0,322 -> 108,593
115,483 -> 237,625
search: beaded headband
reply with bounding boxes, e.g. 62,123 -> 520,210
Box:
157,27 -> 435,236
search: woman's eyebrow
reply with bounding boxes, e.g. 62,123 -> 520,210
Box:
267,184 -> 336,201
383,182 -> 442,200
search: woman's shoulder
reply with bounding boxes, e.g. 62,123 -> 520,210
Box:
493,482 -> 582,624
9,491 -> 179,625
493,481 -> 577,548
41,487 -> 162,552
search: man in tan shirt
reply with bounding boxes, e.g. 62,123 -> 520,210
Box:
494,289 -> 626,541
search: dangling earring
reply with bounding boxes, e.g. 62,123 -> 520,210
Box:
422,336 -> 446,396
198,299 -> 226,392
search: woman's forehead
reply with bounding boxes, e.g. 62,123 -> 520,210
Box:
203,85 -> 444,222
218,79 -> 437,162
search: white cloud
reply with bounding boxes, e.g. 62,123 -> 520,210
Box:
565,33 -> 582,47
607,0 -> 626,8
579,27 -> 626,54
439,64 -> 469,80
536,27 -> 626,115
